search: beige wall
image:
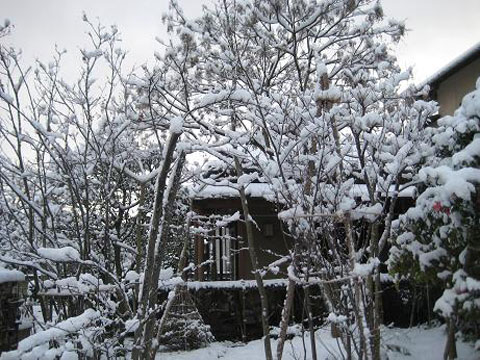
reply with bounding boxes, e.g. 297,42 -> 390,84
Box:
436,57 -> 480,116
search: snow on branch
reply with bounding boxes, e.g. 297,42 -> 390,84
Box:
0,266 -> 25,284
37,247 -> 81,262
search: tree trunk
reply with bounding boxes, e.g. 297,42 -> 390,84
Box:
369,222 -> 382,360
234,157 -> 273,360
344,214 -> 370,359
133,183 -> 146,312
176,214 -> 191,281
143,151 -> 185,359
277,276 -> 295,360
443,318 -> 457,360
304,285 -> 318,360
409,286 -> 416,327
132,135 -> 182,360
372,270 -> 382,360
135,183 -> 146,274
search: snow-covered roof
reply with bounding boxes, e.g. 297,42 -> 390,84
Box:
421,42 -> 480,90
192,183 -> 415,201
0,266 -> 25,284
192,183 -> 276,201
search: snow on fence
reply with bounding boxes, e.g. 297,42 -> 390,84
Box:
158,278 -> 288,291
157,279 -> 324,342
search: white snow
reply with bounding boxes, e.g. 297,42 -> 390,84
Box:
352,203 -> 383,221
159,267 -> 174,281
149,326 -> 477,360
192,183 -> 275,201
0,266 -> 25,283
315,86 -> 342,102
37,247 -> 81,262
215,211 -> 241,227
349,184 -> 415,200
169,116 -> 184,134
82,49 -> 103,59
125,319 -> 140,332
40,273 -> 115,296
1,309 -> 100,360
125,270 -> 140,283
353,258 -> 380,277
0,88 -> 14,104
434,288 -> 456,317
327,312 -> 348,324
452,137 -> 480,166
158,279 -> 288,291
197,89 -> 252,107
419,166 -> 480,202
237,172 -> 258,187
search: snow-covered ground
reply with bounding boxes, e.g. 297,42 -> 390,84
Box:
153,326 -> 477,360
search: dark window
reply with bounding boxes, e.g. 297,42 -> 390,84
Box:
264,223 -> 274,237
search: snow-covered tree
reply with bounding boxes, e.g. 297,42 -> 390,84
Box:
0,16 -> 188,358
159,0 -> 436,358
1,0 -> 464,358
389,78 -> 480,359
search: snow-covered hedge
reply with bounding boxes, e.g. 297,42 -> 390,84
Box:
389,78 -> 480,342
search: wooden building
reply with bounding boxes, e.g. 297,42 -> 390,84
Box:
190,181 -> 414,282
192,183 -> 290,281
425,42 -> 480,116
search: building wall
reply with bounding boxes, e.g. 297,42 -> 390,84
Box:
192,197 -> 290,281
436,57 -> 480,116
237,209 -> 290,280
158,283 -> 326,342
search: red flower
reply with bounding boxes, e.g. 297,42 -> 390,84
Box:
433,201 -> 451,215
433,201 -> 443,212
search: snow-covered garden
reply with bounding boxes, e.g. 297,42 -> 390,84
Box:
0,0 -> 479,359
151,326 -> 477,360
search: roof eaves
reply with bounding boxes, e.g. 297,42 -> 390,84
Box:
419,42 -> 480,92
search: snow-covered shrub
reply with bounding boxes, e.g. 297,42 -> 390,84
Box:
158,284 -> 214,351
389,78 -> 480,353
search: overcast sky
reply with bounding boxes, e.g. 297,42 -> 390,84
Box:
2,0 -> 480,83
